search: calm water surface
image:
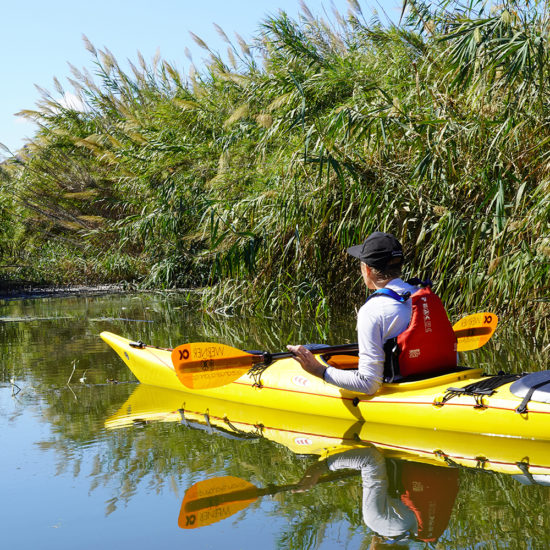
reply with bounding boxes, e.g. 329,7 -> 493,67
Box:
0,293 -> 548,549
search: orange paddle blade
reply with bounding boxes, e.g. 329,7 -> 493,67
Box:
178,476 -> 258,529
453,312 -> 498,352
172,342 -> 261,389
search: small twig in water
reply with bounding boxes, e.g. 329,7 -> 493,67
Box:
66,360 -> 78,385
67,384 -> 78,401
10,377 -> 21,396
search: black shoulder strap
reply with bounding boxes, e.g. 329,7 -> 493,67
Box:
383,337 -> 400,382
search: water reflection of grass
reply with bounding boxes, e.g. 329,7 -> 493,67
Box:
451,470 -> 550,549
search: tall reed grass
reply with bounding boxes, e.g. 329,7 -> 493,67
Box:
1,0 -> 548,325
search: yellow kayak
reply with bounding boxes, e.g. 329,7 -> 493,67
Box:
101,331 -> 550,440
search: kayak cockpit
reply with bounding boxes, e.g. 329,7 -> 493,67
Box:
318,350 -> 483,392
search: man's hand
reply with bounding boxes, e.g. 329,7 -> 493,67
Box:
286,345 -> 327,379
293,459 -> 329,492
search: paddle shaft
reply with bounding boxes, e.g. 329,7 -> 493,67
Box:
264,323 -> 494,363
261,343 -> 359,365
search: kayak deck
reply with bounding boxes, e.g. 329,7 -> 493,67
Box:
100,331 -> 550,440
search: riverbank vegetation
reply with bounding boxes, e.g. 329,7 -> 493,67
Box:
0,0 -> 548,323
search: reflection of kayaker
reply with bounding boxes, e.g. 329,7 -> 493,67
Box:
300,445 -> 458,545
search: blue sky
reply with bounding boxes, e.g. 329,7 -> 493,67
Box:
1,0 -> 401,157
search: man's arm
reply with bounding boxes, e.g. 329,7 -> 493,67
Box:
286,342 -> 382,395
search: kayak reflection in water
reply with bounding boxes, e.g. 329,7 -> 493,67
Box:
296,444 -> 459,546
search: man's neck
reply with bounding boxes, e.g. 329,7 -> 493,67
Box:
372,277 -> 396,289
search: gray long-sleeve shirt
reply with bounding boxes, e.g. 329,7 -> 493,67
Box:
323,278 -> 418,394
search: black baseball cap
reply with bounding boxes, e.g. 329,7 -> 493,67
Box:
346,232 -> 404,270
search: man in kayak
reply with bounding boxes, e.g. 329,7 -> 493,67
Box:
288,232 -> 421,394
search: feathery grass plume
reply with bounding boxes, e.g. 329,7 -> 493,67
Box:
98,49 -> 117,73
128,60 -> 145,83
189,31 -> 210,51
213,23 -> 231,44
137,50 -> 147,71
267,93 -> 294,112
66,77 -> 85,96
152,48 -> 162,73
34,84 -> 53,101
234,32 -> 251,56
347,0 -> 362,16
15,109 -> 43,121
219,72 -> 251,87
188,63 -> 198,92
256,114 -> 273,128
299,0 -> 314,21
52,77 -> 64,96
227,47 -> 237,69
82,34 -> 97,55
173,98 -> 199,111
224,104 -> 250,128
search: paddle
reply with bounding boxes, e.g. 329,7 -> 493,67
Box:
172,311 -> 498,390
178,470 -> 358,529
172,341 -> 360,389
453,312 -> 498,352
